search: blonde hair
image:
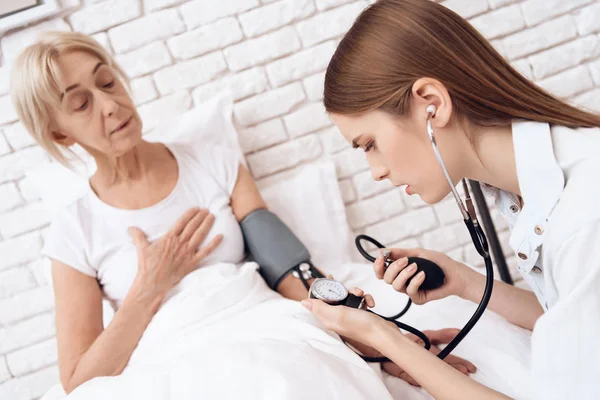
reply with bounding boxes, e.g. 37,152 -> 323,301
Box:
10,31 -> 129,167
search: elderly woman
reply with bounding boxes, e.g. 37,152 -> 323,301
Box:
10,31 -> 473,397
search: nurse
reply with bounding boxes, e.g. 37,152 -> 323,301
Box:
302,0 -> 600,399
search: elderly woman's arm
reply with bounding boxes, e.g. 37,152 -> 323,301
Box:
53,209 -> 221,394
229,164 -> 321,300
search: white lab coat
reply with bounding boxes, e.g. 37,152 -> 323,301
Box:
481,120 -> 600,400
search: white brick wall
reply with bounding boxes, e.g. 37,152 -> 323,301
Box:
1,0 -> 599,397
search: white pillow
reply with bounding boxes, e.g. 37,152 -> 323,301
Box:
26,89 -> 244,218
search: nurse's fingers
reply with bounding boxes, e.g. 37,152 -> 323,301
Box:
373,256 -> 385,279
383,257 -> 410,284
405,271 -> 426,298
391,263 -> 419,292
349,288 -> 375,308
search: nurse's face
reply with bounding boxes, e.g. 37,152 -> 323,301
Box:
330,108 -> 464,204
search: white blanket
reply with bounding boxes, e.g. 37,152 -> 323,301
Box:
59,262 -> 395,400
44,261 -> 534,400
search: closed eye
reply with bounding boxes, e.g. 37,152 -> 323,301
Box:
103,81 -> 114,89
364,140 -> 376,153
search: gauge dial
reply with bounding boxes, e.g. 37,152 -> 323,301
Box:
310,278 -> 348,303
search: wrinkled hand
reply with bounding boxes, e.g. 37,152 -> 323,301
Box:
129,207 -> 223,298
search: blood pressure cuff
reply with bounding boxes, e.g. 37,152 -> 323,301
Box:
240,209 -> 311,289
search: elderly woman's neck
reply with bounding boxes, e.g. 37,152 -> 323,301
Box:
94,141 -> 157,186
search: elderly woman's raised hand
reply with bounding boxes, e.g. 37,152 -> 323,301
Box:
128,207 -> 223,300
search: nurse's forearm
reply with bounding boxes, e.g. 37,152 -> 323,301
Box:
461,268 -> 543,331
377,327 -> 512,400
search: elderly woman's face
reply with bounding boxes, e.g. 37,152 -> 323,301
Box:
50,51 -> 142,158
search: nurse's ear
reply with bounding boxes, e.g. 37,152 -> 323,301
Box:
410,78 -> 453,128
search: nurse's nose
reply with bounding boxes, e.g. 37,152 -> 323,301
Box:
371,166 -> 389,182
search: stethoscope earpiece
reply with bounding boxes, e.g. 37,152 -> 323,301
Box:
426,104 -> 437,117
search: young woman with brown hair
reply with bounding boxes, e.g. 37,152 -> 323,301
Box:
303,1 -> 600,399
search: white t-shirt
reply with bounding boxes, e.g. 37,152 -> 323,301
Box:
42,143 -> 245,310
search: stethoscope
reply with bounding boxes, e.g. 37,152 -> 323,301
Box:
308,104 -> 495,362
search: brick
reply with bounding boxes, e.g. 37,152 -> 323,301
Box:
180,0 -> 259,30
469,5 -> 525,40
363,207 -> 438,244
296,1 -> 368,47
0,233 -> 43,272
538,65 -> 594,98
138,91 -> 192,133
0,183 -> 23,213
510,59 -> 533,80
488,0 -> 520,8
16,177 -> 41,203
3,123 -> 36,151
130,76 -> 158,106
0,147 -> 49,184
521,0 -> 592,27
28,258 -> 51,287
266,40 -> 337,87
353,169 -> 394,199
503,15 -> 578,60
0,66 -> 10,96
7,338 -> 57,377
144,0 -> 187,12
529,36 -> 600,80
115,42 -> 172,79
303,72 -> 325,101
0,19 -> 71,61
572,88 -> 600,113
234,83 -> 305,126
590,59 -> 600,86
167,18 -> 243,60
0,132 -> 9,156
224,27 -> 301,72
442,0 -> 489,19
0,203 -> 51,238
154,52 -> 227,95
332,147 -> 369,178
0,95 -> 18,125
238,118 -> 288,153
239,0 -> 315,37
346,190 -> 405,229
0,285 -> 54,326
315,0 -> 355,11
422,221 -> 471,252
574,4 -> 600,35
59,0 -> 80,8
338,179 -> 356,204
283,102 -> 331,138
0,313 -> 54,353
320,125 -> 350,154
0,357 -> 9,384
192,68 -> 268,104
108,10 -> 185,54
433,198 -> 464,225
91,32 -> 111,54
247,135 -> 322,178
0,365 -> 59,400
69,0 -> 141,34
0,266 -> 36,299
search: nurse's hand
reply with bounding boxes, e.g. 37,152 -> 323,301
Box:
302,290 -> 476,387
374,247 -> 473,305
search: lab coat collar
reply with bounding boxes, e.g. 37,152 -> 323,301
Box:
509,120 -> 565,272
483,121 -> 565,273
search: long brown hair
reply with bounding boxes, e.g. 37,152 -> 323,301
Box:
324,0 -> 600,128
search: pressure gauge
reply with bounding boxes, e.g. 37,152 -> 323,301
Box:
308,278 -> 364,308
309,278 -> 349,305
